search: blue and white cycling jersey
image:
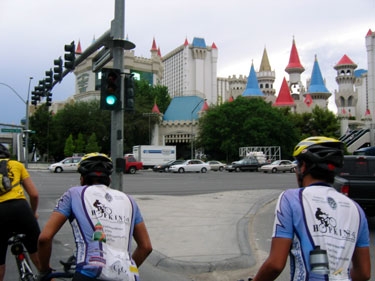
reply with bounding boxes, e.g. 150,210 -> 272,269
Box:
273,183 -> 369,281
54,184 -> 144,281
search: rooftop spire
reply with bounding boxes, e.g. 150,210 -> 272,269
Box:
307,55 -> 330,94
273,77 -> 295,106
259,47 -> 271,72
76,40 -> 82,54
242,62 -> 264,97
334,54 -> 357,68
151,37 -> 158,51
285,37 -> 305,74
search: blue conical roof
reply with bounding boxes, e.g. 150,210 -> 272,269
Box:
307,55 -> 330,94
242,63 -> 264,97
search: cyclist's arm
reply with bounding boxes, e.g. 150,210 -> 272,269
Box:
252,237 -> 291,281
22,177 -> 39,216
132,221 -> 152,267
38,211 -> 68,272
350,246 -> 371,281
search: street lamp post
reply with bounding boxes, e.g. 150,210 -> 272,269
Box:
142,112 -> 158,144
0,78 -> 33,167
190,99 -> 206,159
25,77 -> 33,168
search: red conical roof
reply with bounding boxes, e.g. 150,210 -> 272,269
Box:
335,54 -> 356,67
150,38 -> 157,51
211,42 -> 217,49
201,100 -> 209,111
157,47 -> 162,57
285,38 -> 304,73
366,29 -> 373,36
76,40 -> 82,54
273,77 -> 295,106
151,103 -> 160,114
184,38 -> 189,46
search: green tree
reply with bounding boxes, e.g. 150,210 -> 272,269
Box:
85,133 -> 101,153
29,104 -> 53,157
64,134 -> 75,157
289,106 -> 340,139
49,100 -> 111,160
198,97 -> 300,162
75,133 -> 85,154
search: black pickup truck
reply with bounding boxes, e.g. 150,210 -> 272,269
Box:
333,155 -> 375,216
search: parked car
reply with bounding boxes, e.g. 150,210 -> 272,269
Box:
353,146 -> 375,156
124,155 -> 143,174
153,160 -> 185,172
206,160 -> 226,171
225,158 -> 260,172
169,159 -> 210,173
259,160 -> 297,173
48,157 -> 82,173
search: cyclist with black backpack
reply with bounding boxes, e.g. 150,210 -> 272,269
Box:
0,143 -> 40,280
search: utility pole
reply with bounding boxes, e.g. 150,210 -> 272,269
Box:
110,0 -> 125,190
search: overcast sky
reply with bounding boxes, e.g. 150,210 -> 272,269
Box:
0,0 -> 374,126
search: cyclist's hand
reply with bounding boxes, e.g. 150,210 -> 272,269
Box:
37,268 -> 53,281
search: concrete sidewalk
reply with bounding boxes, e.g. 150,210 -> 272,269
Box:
133,189 -> 281,276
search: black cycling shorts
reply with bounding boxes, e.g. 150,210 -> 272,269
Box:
0,199 -> 40,265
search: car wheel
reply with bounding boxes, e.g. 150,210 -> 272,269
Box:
235,167 -> 240,172
178,167 -> 185,173
129,167 -> 136,174
290,167 -> 295,173
271,168 -> 277,173
219,166 -> 224,171
55,167 -> 63,173
201,167 -> 207,173
164,167 -> 169,172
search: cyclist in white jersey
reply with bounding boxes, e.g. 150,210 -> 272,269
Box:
252,137 -> 370,281
37,153 -> 152,281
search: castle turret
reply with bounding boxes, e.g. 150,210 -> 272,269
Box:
257,47 -> 276,99
334,54 -> 358,118
285,38 -> 305,99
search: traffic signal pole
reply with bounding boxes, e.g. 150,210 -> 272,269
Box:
110,0 -> 125,190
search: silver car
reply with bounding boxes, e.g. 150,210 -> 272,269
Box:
169,159 -> 210,173
259,160 -> 296,173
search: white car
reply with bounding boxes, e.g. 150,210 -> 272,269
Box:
206,160 -> 226,171
169,159 -> 210,173
48,157 -> 82,173
259,160 -> 296,173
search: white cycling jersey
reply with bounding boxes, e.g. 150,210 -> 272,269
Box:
273,183 -> 369,281
55,184 -> 144,281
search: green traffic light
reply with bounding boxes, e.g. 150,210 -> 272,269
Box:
106,95 -> 117,106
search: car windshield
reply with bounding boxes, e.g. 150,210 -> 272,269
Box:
270,160 -> 282,165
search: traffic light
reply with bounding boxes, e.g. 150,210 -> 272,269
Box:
46,92 -> 52,107
53,57 -> 63,82
124,73 -> 135,112
64,41 -> 76,70
45,69 -> 53,90
100,68 -> 121,110
31,91 -> 38,106
36,80 -> 46,97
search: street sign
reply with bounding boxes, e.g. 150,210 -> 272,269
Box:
1,128 -> 22,133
